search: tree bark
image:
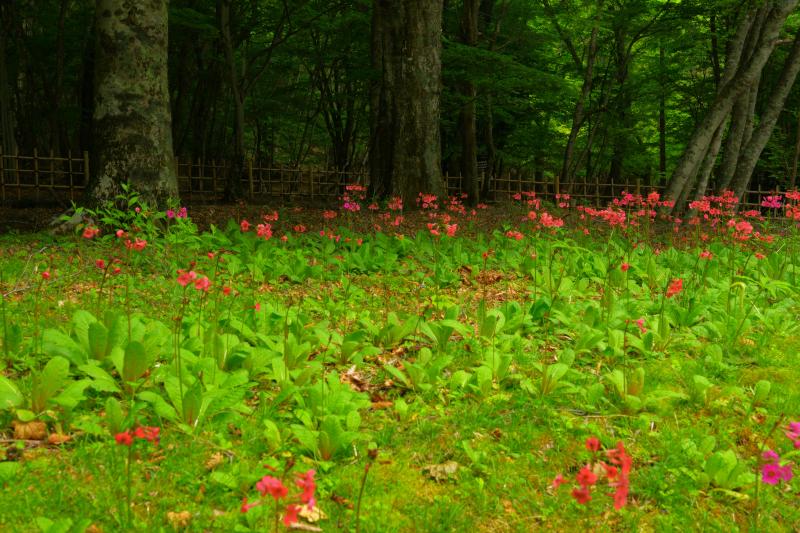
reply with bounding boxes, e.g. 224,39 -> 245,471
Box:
459,0 -> 480,204
0,3 -> 16,163
731,30 -> 800,199
369,0 -> 445,202
217,0 -> 245,200
659,44 -> 666,178
89,0 -> 178,206
663,1 -> 797,208
556,1 -> 603,188
790,109 -> 800,189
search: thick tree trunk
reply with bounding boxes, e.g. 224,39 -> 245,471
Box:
731,30 -> 800,199
0,4 -> 16,163
458,0 -> 479,204
369,0 -> 445,202
717,88 -> 754,191
684,122 -> 726,213
663,1 -> 797,208
89,0 -> 177,205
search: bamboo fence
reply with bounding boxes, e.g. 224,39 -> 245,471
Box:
0,150 -> 781,209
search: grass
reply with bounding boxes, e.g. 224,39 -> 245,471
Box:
0,191 -> 799,532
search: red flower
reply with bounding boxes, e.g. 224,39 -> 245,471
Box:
552,473 -> 566,489
193,276 -> 211,292
133,426 -> 160,443
222,286 -> 232,296
256,476 -> 288,500
295,469 -> 316,508
665,278 -> 683,298
177,270 -> 197,287
586,437 -> 601,452
620,263 -> 630,272
41,271 -> 51,280
283,504 -> 300,526
83,227 -> 100,239
240,220 -> 251,232
115,431 -> 133,446
571,486 -> 592,504
240,497 -> 260,513
576,466 -> 598,487
95,259 -> 106,269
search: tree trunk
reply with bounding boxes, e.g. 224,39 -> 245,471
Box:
663,1 -> 797,208
684,122 -> 726,214
731,30 -> 800,200
89,0 -> 177,206
217,0 -> 245,201
0,4 -> 16,164
659,44 -> 666,178
790,109 -> 800,189
558,2 -> 603,187
458,0 -> 479,204
369,0 -> 445,202
609,25 -> 632,183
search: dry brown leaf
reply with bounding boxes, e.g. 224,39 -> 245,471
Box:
298,503 -> 326,523
12,420 -> 47,440
86,525 -> 103,533
205,452 -> 224,470
47,433 -> 71,445
370,401 -> 393,410
166,510 -> 192,529
422,460 -> 459,482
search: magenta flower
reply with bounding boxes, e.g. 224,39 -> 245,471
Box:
762,463 -> 782,485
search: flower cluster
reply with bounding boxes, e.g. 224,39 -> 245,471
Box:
114,426 -> 161,446
341,184 -> 367,212
176,269 -> 211,291
241,470 -> 317,527
166,207 -> 188,219
553,437 -> 632,510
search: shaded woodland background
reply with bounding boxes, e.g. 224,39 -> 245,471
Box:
2,1 -> 800,206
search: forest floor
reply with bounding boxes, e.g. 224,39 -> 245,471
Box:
0,194 -> 799,532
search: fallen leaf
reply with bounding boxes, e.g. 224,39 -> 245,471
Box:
205,452 -> 224,470
12,420 -> 47,440
47,433 -> 71,445
370,401 -> 393,410
330,493 -> 353,509
422,460 -> 459,482
166,510 -> 192,529
298,503 -> 326,523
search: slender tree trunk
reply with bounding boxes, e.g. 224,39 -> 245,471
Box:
369,0 -> 445,202
89,0 -> 178,205
659,44 -> 667,178
731,30 -> 800,199
217,0 -> 245,200
559,2 -> 603,187
663,1 -> 797,208
717,89 -> 753,191
790,110 -> 800,189
459,0 -> 479,204
609,25 -> 631,183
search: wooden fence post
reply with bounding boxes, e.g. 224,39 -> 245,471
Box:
247,158 -> 254,199
34,148 -> 40,202
67,150 -> 74,201
635,179 -> 641,196
14,147 -> 20,200
0,147 -> 4,203
83,151 -> 90,188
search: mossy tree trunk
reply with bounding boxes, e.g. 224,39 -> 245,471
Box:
88,0 -> 178,206
369,0 -> 445,203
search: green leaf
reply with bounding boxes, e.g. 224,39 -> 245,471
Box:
32,356 -> 70,412
42,329 -> 87,366
88,322 -> 109,360
122,341 -> 148,383
0,376 -> 23,410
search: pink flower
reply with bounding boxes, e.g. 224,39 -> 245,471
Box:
755,252 -> 766,260
240,497 -> 260,513
635,318 -> 647,334
194,276 -> 211,292
240,220 -> 251,232
166,209 -> 176,219
296,470 -> 316,508
133,426 -> 160,443
445,224 -> 458,237
256,476 -> 288,501
177,207 -> 188,218
552,473 -> 566,489
762,463 -> 782,485
700,250 -> 713,260
116,229 -> 127,238
41,271 -> 51,280
177,270 -> 197,287
763,450 -> 780,462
